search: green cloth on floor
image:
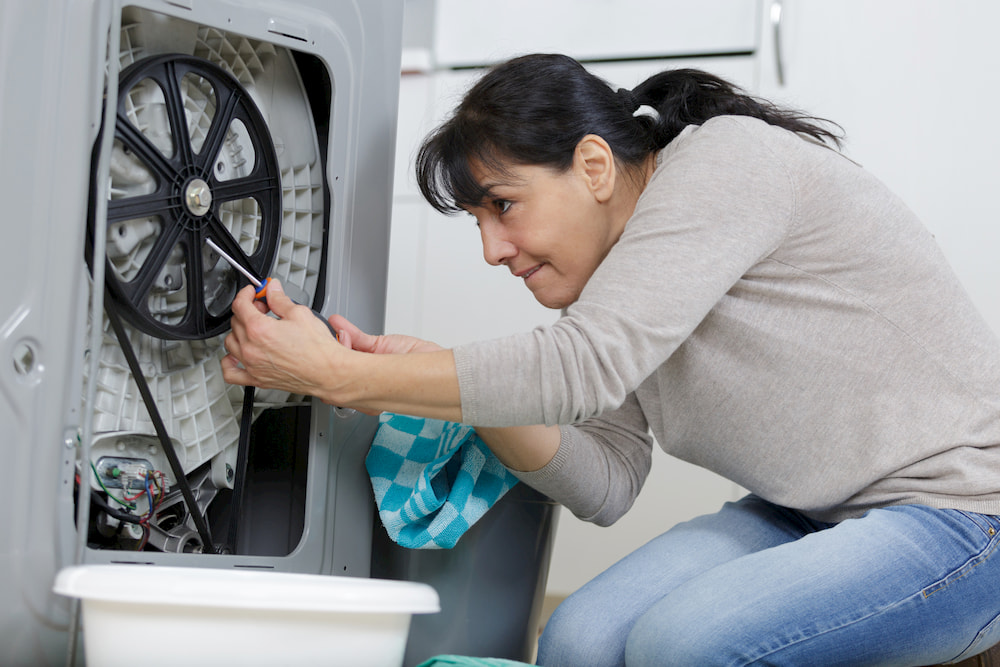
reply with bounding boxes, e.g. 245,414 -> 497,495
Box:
416,656 -> 534,667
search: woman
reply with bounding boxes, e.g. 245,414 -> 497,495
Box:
222,54 -> 1000,666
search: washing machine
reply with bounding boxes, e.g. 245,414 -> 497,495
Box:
0,0 -> 402,663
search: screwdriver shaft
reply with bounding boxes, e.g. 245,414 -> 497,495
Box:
206,238 -> 262,288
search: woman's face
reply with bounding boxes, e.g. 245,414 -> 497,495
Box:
464,158 -> 622,310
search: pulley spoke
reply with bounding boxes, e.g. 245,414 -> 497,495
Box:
121,216 -> 185,306
160,60 -> 196,168
115,115 -> 178,183
211,173 -> 280,203
106,189 -> 179,224
184,229 -> 208,331
197,86 -> 243,176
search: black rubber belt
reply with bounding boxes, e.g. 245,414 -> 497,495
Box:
226,385 -> 255,553
102,286 -> 217,553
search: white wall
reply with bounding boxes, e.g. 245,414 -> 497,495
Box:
756,0 -> 1000,337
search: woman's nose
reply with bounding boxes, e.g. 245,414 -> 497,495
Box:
480,223 -> 516,266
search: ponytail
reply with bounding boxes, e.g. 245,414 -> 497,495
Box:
630,68 -> 841,151
416,54 -> 841,214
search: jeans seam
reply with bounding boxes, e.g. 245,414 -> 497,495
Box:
948,609 -> 1000,663
741,593 -> 921,666
743,516 -> 1000,666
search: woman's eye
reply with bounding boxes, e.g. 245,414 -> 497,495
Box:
495,199 -> 512,215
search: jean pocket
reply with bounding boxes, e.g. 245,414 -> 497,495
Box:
922,511 -> 1000,599
956,510 -> 1000,540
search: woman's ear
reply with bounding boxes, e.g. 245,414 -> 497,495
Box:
574,134 -> 616,203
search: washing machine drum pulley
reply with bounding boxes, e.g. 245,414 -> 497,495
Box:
95,52 -> 283,341
79,10 -> 330,554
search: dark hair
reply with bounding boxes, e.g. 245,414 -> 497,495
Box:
416,53 -> 842,214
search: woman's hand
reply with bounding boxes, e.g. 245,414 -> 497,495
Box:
322,316 -> 444,414
330,314 -> 443,355
221,278 -> 462,420
221,279 -> 347,402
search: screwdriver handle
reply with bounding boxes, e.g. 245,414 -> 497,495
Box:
252,276 -> 271,302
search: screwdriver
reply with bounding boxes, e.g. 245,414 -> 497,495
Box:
206,238 -> 338,340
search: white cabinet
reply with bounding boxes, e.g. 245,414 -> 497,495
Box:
431,0 -> 758,67
388,2 -> 759,598
757,0 -> 1000,334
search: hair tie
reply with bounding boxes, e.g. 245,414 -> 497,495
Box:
616,87 -> 639,113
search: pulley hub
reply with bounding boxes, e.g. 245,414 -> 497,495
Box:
184,178 -> 212,217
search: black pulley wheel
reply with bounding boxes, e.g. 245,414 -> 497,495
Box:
95,53 -> 282,340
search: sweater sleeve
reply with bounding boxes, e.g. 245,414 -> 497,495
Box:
455,117 -> 799,427
510,391 -> 654,525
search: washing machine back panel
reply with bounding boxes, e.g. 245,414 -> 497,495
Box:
0,1 -> 109,661
0,0 -> 402,663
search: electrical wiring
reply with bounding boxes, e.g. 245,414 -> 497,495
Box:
84,468 -> 167,554
89,460 -> 135,510
89,489 -> 143,525
136,524 -> 150,551
86,467 -> 168,536
144,474 -> 154,514
139,470 -> 167,524
121,487 -> 146,502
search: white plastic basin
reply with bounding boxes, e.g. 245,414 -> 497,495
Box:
54,565 -> 440,667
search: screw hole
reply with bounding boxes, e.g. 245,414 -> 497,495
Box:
12,342 -> 37,377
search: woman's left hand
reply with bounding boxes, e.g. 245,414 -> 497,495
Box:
330,313 -> 443,355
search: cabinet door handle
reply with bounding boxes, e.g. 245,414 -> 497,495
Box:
770,0 -> 786,86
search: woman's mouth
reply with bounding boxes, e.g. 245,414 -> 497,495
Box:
520,264 -> 543,281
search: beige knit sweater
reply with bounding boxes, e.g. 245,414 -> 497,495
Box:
453,116 -> 1000,525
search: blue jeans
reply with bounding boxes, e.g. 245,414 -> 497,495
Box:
537,495 -> 1000,666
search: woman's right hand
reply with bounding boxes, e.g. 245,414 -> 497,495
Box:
328,314 -> 443,355
329,314 -> 561,468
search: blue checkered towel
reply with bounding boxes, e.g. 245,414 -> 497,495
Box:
366,413 -> 520,549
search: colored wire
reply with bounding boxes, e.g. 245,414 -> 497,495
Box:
137,471 -> 167,526
136,525 -> 150,551
148,471 -> 166,520
89,461 -> 136,510
144,474 -> 154,513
